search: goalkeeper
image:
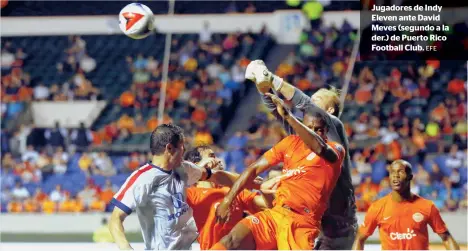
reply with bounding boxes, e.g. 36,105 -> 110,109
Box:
245,60 -> 358,250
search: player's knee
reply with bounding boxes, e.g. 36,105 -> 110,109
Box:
220,233 -> 242,250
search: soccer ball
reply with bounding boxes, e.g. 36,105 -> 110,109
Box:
119,3 -> 154,39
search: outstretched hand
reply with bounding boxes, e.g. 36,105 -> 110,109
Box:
245,60 -> 272,93
198,158 -> 222,170
265,93 -> 290,119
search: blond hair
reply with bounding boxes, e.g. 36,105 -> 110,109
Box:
315,86 -> 341,117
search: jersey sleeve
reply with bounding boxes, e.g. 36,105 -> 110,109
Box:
186,187 -> 202,208
111,181 -> 148,215
238,189 -> 260,214
177,161 -> 204,187
359,202 -> 379,237
262,135 -> 295,166
331,142 -> 346,166
428,203 -> 448,234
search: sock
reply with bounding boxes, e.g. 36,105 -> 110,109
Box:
210,242 -> 228,250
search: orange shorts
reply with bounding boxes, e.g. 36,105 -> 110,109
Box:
239,205 -> 320,250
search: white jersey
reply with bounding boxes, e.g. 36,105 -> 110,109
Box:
111,161 -> 204,250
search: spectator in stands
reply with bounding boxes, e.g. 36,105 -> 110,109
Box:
225,131 -> 248,173
446,145 -> 463,170
79,54 -> 96,73
71,122 -> 93,150
117,114 -> 136,133
191,105 -> 208,126
377,178 -> 391,199
33,83 -> 50,101
33,188 -> 47,204
353,152 -> 371,175
23,197 -> 38,212
355,176 -> 379,211
132,113 -> 146,133
89,194 -> 106,212
78,184 -> 96,208
44,122 -> 67,151
78,152 -> 93,176
225,0 -> 238,13
447,78 -> 465,95
2,152 -> 15,170
1,47 -> 15,70
93,152 -> 116,177
199,21 -> 212,44
430,190 -> 446,210
9,130 -> 21,157
21,145 -> 39,164
52,147 -> 68,174
244,2 -> 256,13
11,181 -> 30,201
67,35 -> 87,62
133,53 -> 147,70
7,198 -> 23,213
1,187 -> 12,206
49,185 -> 65,203
125,153 -> 141,172
206,59 -> 223,79
100,180 -> 116,206
351,168 -> 361,188
41,196 -> 56,214
194,126 -> 214,146
58,192 -> 74,212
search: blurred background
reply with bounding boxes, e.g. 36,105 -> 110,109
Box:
1,0 -> 467,249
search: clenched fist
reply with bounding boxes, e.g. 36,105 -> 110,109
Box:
245,60 -> 272,94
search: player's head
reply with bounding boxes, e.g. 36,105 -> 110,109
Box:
388,159 -> 413,193
184,145 -> 224,171
150,124 -> 185,168
310,87 -> 341,117
303,113 -> 329,141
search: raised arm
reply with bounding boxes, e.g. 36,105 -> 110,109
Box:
266,93 -> 338,163
208,170 -> 261,190
215,157 -> 271,223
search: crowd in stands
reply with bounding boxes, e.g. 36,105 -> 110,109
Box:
91,24 -> 271,146
1,36 -> 100,105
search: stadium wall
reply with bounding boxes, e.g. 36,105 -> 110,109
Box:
2,8 -> 466,41
31,101 -> 107,128
1,213 -> 467,243
1,10 -> 345,43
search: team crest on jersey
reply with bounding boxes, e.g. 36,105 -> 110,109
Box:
335,144 -> 343,153
306,152 -> 316,160
171,193 -> 184,209
412,212 -> 424,223
247,215 -> 260,224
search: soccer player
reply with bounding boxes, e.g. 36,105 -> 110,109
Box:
109,124 -> 253,250
246,60 -> 357,249
352,160 -> 460,250
212,93 -> 345,250
184,146 -> 279,250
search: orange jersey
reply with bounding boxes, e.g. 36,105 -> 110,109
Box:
263,135 -> 345,221
186,187 -> 259,250
359,194 -> 448,250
